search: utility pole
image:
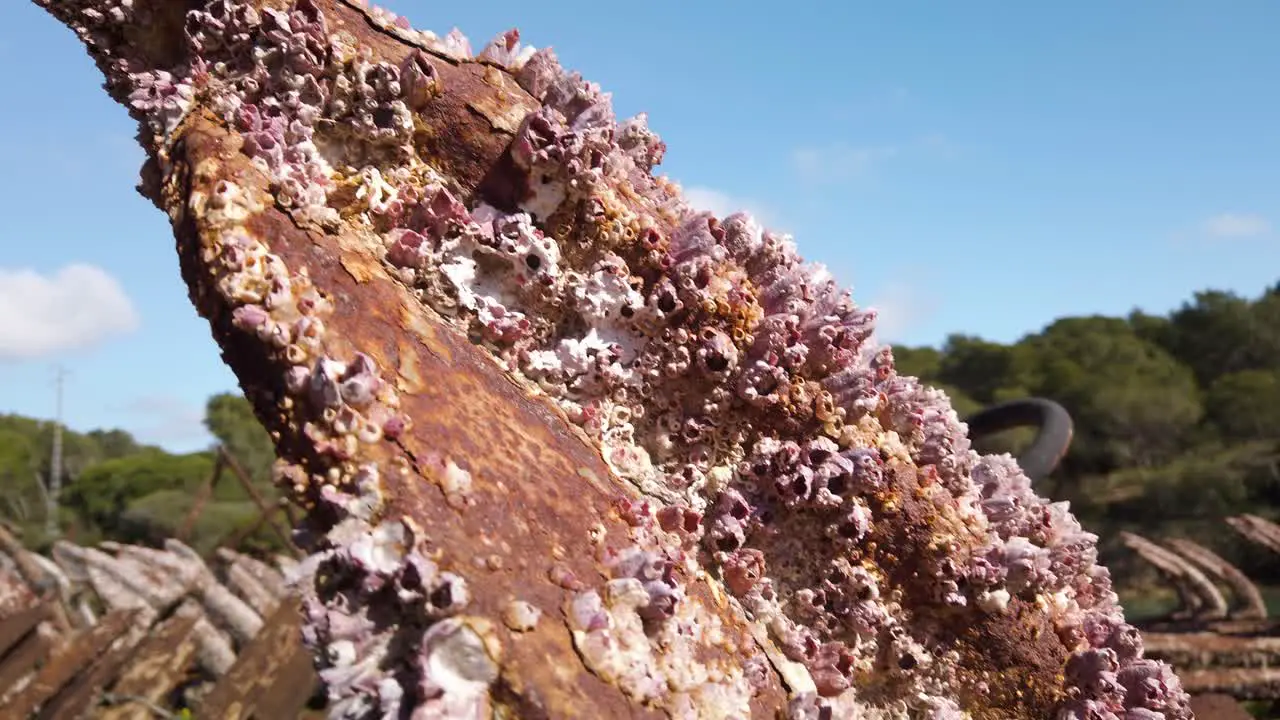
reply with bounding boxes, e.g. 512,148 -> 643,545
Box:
45,365 -> 69,538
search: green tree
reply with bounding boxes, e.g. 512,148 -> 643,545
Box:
0,414 -> 149,538
1163,290 -> 1271,387
63,449 -> 215,535
890,346 -> 943,382
117,489 -> 289,556
1127,309 -> 1175,352
0,415 -> 99,486
1204,369 -> 1280,441
203,392 -> 277,484
84,429 -> 147,460
1015,316 -> 1202,474
935,335 -> 1023,404
0,429 -> 42,524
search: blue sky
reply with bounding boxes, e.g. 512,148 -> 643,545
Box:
1,1 -> 1278,453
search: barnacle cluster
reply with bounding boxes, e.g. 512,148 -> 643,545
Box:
189,176 -> 489,716
35,0 -> 1193,716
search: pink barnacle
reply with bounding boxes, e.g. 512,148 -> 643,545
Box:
638,580 -> 680,623
309,358 -> 343,409
478,28 -> 522,66
338,353 -> 382,409
548,563 -> 582,590
567,591 -> 608,632
696,327 -> 738,375
514,111 -> 564,169
514,47 -> 561,101
810,641 -> 857,696
385,228 -> 428,269
235,103 -> 260,132
826,503 -> 871,546
616,498 -> 652,527
382,415 -> 406,440
656,505 -> 701,536
284,365 -> 311,394
498,29 -> 520,51
1106,624 -> 1144,663
231,304 -> 270,331
398,52 -> 439,110
721,548 -> 766,596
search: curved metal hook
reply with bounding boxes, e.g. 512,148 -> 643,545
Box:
963,397 -> 1074,481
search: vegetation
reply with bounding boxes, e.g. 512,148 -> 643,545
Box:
1,282 -> 1277,596
0,392 -> 285,556
893,282 -> 1280,609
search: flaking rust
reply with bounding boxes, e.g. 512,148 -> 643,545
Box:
33,0 -> 1195,718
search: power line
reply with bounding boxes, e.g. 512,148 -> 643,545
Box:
45,364 -> 70,538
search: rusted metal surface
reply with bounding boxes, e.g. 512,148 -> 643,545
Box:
1140,617 -> 1280,636
0,598 -> 52,659
0,569 -> 38,621
1228,514 -> 1280,555
36,622 -> 146,720
1188,693 -> 1255,720
98,613 -> 202,720
1129,520 -> 1280,705
26,0 -> 1202,715
244,632 -> 321,720
1177,667 -> 1280,700
170,108 -> 790,717
1144,632 -> 1280,668
0,529 -> 69,633
0,609 -> 137,717
0,618 -> 56,703
0,526 -> 51,593
963,397 -> 1074,481
0,524 -> 314,716
195,597 -> 315,720
1123,532 -> 1228,621
1165,538 -> 1268,621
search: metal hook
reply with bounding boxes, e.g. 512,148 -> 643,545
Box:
963,397 -> 1074,481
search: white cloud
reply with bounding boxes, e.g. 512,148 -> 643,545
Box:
791,134 -> 966,185
0,264 -> 140,361
682,185 -> 779,228
120,395 -> 214,452
864,282 -> 937,343
791,143 -> 899,183
1202,212 -> 1271,239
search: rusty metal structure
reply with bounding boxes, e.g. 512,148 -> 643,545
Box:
0,528 -> 318,718
176,445 -> 302,560
16,0 -> 1246,712
965,401 -> 1276,717
1123,515 -> 1280,707
0,399 -> 1265,719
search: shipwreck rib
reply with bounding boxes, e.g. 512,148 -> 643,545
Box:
1121,532 -> 1228,621
1166,537 -> 1267,621
30,0 -> 1195,717
1121,534 -> 1206,618
1228,514 -> 1280,556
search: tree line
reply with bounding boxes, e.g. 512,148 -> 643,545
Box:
0,393 -> 283,556
1,281 -> 1277,587
895,282 -> 1280,593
